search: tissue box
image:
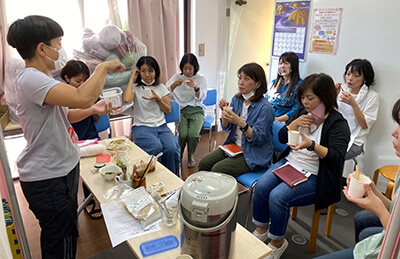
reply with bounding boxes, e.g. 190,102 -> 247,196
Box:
0,105 -> 10,130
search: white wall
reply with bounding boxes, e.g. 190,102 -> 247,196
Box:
194,0 -> 219,89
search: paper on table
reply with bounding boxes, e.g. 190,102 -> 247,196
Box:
101,201 -> 161,247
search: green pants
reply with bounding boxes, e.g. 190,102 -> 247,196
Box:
179,106 -> 205,162
198,148 -> 251,178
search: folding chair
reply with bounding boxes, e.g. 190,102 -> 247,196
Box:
202,88 -> 217,151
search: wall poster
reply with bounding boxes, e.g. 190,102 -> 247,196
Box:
309,8 -> 343,55
272,0 -> 310,61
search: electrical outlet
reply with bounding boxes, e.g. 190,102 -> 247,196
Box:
199,44 -> 205,56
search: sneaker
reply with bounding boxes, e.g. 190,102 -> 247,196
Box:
253,229 -> 269,242
265,238 -> 288,259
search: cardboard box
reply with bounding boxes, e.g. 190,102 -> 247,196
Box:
0,105 -> 10,130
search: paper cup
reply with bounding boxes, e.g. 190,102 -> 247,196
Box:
288,130 -> 300,145
224,106 -> 233,111
143,89 -> 152,98
348,174 -> 371,198
176,255 -> 193,259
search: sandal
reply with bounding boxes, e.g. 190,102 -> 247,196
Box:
84,200 -> 103,220
188,161 -> 197,168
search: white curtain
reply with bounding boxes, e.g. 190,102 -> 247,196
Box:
127,0 -> 180,84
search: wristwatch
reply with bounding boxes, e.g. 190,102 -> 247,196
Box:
194,87 -> 200,92
240,124 -> 249,132
307,140 -> 316,151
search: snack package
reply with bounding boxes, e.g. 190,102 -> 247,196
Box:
120,186 -> 162,230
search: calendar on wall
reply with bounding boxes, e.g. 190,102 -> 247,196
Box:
272,0 -> 310,61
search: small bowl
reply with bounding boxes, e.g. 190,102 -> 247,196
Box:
99,165 -> 122,181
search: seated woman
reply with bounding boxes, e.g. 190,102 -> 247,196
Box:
198,62 -> 274,178
336,59 -> 379,162
314,98 -> 400,259
267,52 -> 302,123
123,56 -> 180,175
252,73 -> 350,259
166,53 -> 207,168
61,60 -> 101,140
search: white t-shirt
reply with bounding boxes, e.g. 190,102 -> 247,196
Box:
234,102 -> 250,147
337,85 -> 379,150
16,68 -> 80,182
286,120 -> 324,176
132,83 -> 170,127
166,73 -> 207,111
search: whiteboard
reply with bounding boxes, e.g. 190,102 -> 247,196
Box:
269,0 -> 400,179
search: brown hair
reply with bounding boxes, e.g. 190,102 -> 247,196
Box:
234,62 -> 267,102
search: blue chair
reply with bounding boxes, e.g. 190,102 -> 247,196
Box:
165,101 -> 180,132
94,114 -> 111,138
202,88 -> 217,152
237,121 -> 288,227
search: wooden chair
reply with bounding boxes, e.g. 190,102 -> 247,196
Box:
373,165 -> 399,199
291,204 -> 334,253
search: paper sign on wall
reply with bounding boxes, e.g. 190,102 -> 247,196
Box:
309,8 -> 343,55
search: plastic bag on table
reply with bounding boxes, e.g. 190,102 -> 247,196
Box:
103,183 -> 133,202
120,186 -> 162,230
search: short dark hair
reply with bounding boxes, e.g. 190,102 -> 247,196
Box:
273,52 -> 301,97
60,60 -> 90,83
297,73 -> 337,113
134,56 -> 161,86
343,59 -> 375,87
235,62 -> 268,102
7,15 -> 64,60
392,98 -> 400,125
179,53 -> 200,76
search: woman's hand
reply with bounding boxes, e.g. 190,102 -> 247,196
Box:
130,67 -> 139,79
335,83 -> 342,95
186,79 -> 198,89
218,98 -> 229,110
104,59 -> 125,73
288,114 -> 313,130
221,108 -> 242,125
339,91 -> 357,107
143,89 -> 161,102
91,99 -> 121,114
290,131 -> 312,150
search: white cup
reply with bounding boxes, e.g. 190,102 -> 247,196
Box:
288,130 -> 300,146
143,89 -> 152,98
224,106 -> 233,112
115,173 -> 133,187
176,255 -> 193,259
348,174 -> 371,198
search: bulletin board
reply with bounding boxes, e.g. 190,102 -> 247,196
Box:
271,0 -> 310,61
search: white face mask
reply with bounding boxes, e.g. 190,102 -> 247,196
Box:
141,79 -> 155,86
278,70 -> 290,76
54,48 -> 68,70
242,90 -> 255,100
44,45 -> 60,63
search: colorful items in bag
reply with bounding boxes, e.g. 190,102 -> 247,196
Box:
2,199 -> 21,258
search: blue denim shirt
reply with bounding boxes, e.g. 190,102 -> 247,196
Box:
266,78 -> 303,119
222,96 -> 274,171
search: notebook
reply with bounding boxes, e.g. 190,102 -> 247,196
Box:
219,143 -> 243,157
273,163 -> 309,188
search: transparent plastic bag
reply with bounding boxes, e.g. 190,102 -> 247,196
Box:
120,186 -> 162,230
103,183 -> 133,202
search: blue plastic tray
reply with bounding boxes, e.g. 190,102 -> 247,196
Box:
140,235 -> 179,257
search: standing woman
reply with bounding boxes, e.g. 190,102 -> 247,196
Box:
336,59 -> 379,161
252,74 -> 350,259
123,56 -> 180,175
166,53 -> 207,168
267,52 -> 302,123
7,15 -> 124,258
198,63 -> 274,178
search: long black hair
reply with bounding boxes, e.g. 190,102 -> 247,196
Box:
272,52 -> 300,97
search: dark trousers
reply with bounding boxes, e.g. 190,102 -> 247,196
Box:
21,164 -> 79,259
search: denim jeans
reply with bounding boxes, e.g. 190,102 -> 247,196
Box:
252,159 -> 318,240
313,248 -> 354,259
354,210 -> 383,243
132,123 -> 180,175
